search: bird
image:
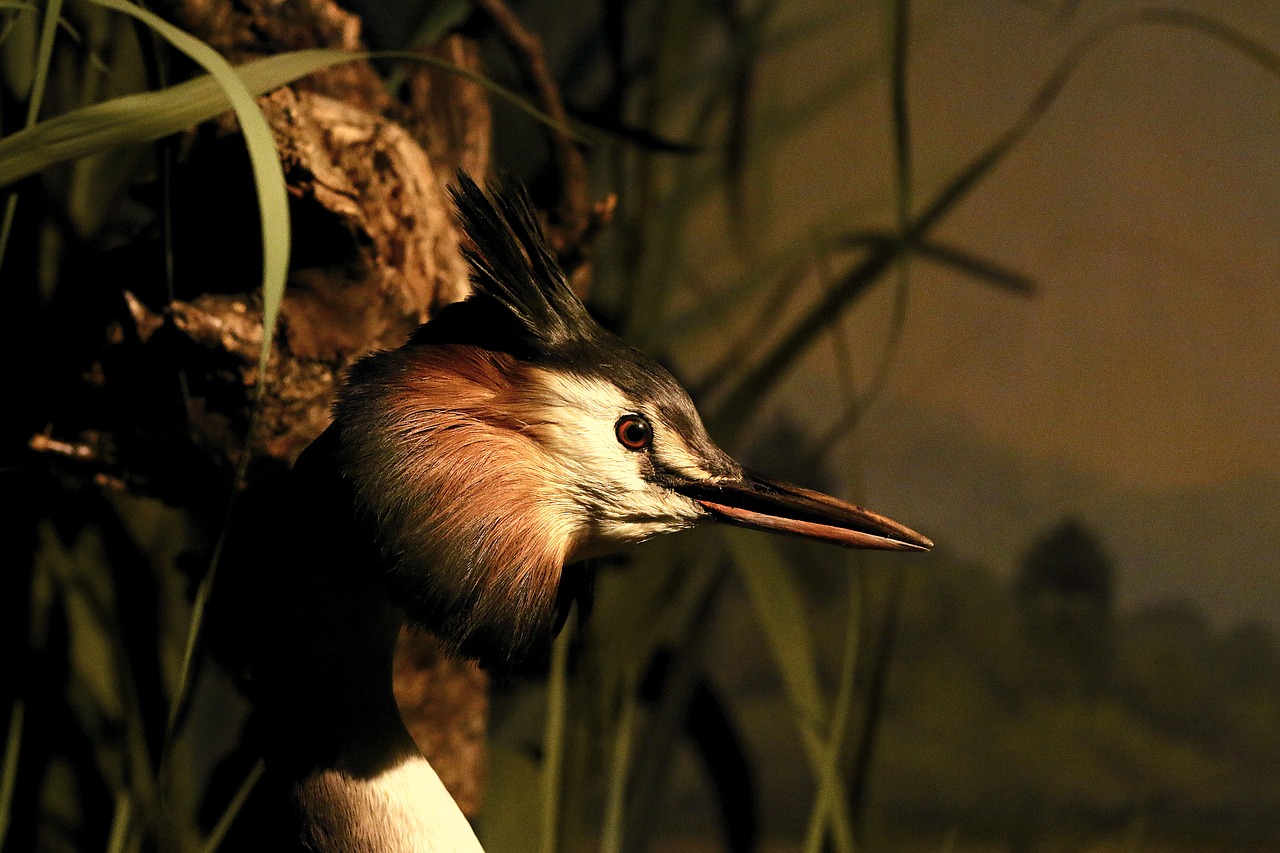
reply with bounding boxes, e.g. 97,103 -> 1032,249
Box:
236,172 -> 932,851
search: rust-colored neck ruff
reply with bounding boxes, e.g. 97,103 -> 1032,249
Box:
334,344 -> 578,667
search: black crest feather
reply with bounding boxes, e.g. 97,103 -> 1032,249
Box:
449,172 -> 593,350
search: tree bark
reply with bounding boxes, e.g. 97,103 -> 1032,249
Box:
30,0 -> 506,818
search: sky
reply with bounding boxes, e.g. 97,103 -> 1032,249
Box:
903,1 -> 1280,491
754,0 -> 1280,493
687,0 -> 1280,622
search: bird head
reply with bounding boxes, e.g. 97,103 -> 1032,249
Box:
331,173 -> 930,669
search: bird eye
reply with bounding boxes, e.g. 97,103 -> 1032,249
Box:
615,414 -> 653,451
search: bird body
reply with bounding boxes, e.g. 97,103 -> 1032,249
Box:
232,429 -> 485,851
295,758 -> 482,852
244,173 -> 931,850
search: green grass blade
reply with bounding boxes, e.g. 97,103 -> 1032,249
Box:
888,0 -> 911,230
0,1 -> 117,92
382,0 -> 470,91
370,50 -> 582,141
0,0 -> 61,272
625,52 -> 881,351
721,0 -> 779,241
71,2 -> 291,762
721,528 -> 827,730
913,8 -> 1280,236
539,613 -> 573,853
721,515 -> 859,852
163,401 -> 262,746
0,14 -> 20,54
711,244 -> 898,441
0,2 -> 37,100
599,671 -> 637,853
0,49 -> 353,189
721,487 -> 864,852
1120,8 -> 1280,77
662,229 -> 892,349
846,571 -> 906,838
201,759 -> 264,853
0,699 -> 22,847
0,47 -> 581,193
800,716 -> 857,853
803,569 -> 863,853
81,0 -> 289,389
879,0 -> 914,422
914,239 -> 1036,294
105,790 -> 132,853
20,0 -> 57,127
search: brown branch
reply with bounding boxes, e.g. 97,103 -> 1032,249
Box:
29,432 -> 101,464
471,0 -> 591,256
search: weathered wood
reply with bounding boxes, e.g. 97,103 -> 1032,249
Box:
31,1 -> 501,819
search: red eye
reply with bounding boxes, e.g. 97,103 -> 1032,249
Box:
615,414 -> 653,451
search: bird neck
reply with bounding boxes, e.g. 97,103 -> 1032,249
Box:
243,440 -> 483,851
261,562 -> 481,852
259,539 -> 414,775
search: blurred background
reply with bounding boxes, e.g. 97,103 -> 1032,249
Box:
2,0 -> 1278,851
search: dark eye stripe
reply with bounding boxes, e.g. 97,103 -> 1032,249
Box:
615,414 -> 652,451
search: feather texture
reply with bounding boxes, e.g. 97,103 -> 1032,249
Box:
335,344 -> 581,668
450,172 -> 593,350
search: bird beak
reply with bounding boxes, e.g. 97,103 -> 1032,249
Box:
677,471 -> 933,552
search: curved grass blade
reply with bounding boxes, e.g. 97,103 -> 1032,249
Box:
846,570 -> 906,839
600,670 -> 637,853
382,0 -> 470,92
0,1 -> 117,88
721,0 -> 775,239
0,51 -> 329,188
912,7 -> 1280,238
1,0 -> 57,113
105,790 -> 133,853
802,563 -> 863,853
371,50 -> 582,141
569,108 -> 698,154
914,239 -> 1036,294
889,0 -> 912,228
0,0 -> 61,272
712,243 -> 897,442
626,56 -> 882,351
662,229 -> 892,348
82,0 -> 289,390
0,48 -> 582,192
805,261 -> 1033,465
721,527 -> 857,851
0,4 -> 37,96
0,699 -> 22,847
873,0 -> 914,436
722,528 -> 826,722
201,759 -> 264,853
798,0 -> 921,458
539,610 -> 573,853
690,232 -> 894,401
